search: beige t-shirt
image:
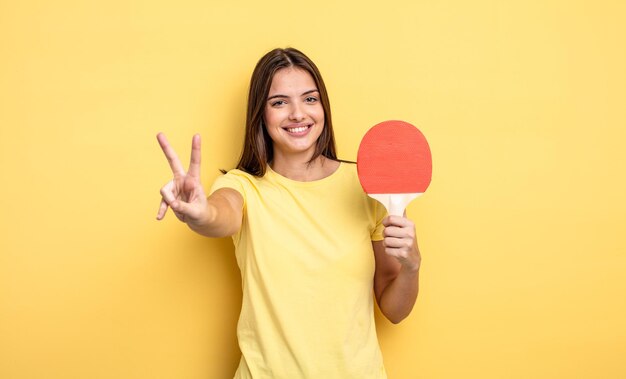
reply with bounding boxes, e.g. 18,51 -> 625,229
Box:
210,162 -> 387,379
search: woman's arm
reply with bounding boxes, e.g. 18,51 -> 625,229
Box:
373,215 -> 421,324
156,133 -> 243,238
188,188 -> 243,238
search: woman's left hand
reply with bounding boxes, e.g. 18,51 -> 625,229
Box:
382,215 -> 421,272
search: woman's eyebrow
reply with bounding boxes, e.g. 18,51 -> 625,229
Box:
267,89 -> 319,101
267,94 -> 288,101
301,89 -> 319,96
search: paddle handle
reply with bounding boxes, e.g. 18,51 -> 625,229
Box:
368,193 -> 422,217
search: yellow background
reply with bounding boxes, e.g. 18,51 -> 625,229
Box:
1,1 -> 625,378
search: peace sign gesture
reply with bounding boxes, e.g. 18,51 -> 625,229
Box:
156,133 -> 209,224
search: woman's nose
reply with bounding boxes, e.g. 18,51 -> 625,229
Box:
289,103 -> 305,121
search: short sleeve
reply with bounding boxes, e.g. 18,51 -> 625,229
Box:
370,199 -> 387,241
209,170 -> 247,207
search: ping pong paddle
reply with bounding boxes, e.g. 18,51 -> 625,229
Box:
357,120 -> 432,217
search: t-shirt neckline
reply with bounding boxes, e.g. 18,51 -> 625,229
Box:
266,161 -> 345,187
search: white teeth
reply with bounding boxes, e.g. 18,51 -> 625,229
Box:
287,126 -> 309,133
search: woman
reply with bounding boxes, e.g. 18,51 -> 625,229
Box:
156,48 -> 421,378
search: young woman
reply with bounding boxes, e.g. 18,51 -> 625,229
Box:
156,48 -> 421,379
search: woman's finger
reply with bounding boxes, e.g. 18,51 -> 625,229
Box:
187,134 -> 202,179
384,226 -> 415,239
171,199 -> 197,219
159,186 -> 191,218
160,181 -> 178,205
156,198 -> 169,220
383,236 -> 413,249
157,132 -> 186,176
384,247 -> 404,258
382,215 -> 413,228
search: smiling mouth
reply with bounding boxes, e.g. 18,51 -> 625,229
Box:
283,124 -> 313,134
287,126 -> 309,133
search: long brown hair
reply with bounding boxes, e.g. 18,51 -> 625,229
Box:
234,47 -> 338,177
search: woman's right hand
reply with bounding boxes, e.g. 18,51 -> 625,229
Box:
156,132 -> 210,225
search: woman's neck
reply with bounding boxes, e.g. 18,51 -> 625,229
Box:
270,154 -> 339,182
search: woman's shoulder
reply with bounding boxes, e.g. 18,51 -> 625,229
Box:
217,168 -> 263,186
222,168 -> 255,178
211,168 -> 261,194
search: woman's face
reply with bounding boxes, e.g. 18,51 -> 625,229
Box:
263,67 -> 325,161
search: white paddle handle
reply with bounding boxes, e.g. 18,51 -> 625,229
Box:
368,193 -> 422,217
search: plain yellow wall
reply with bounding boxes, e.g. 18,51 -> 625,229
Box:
1,1 -> 625,378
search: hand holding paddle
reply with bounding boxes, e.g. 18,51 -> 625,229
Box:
357,120 -> 432,217
156,133 -> 209,224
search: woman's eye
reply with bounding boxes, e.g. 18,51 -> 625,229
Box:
271,100 -> 286,106
305,96 -> 318,103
